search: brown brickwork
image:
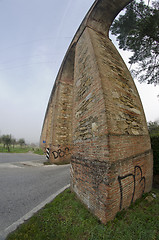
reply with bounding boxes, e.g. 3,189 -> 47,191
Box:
40,0 -> 153,223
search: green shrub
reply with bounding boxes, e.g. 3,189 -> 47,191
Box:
33,148 -> 44,155
150,135 -> 159,175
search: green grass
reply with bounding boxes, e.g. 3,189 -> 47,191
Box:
0,145 -> 31,153
0,145 -> 44,155
33,148 -> 44,155
6,188 -> 159,240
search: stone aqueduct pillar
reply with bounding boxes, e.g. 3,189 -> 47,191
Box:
40,0 -> 153,223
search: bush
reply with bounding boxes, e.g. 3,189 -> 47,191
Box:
151,135 -> 159,175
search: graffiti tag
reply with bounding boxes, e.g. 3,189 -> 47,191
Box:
52,147 -> 70,159
118,166 -> 145,210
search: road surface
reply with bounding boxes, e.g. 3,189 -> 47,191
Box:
0,153 -> 70,240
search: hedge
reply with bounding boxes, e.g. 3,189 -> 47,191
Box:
150,135 -> 159,175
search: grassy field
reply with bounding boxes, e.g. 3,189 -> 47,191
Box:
0,145 -> 30,153
0,145 -> 44,155
6,188 -> 159,240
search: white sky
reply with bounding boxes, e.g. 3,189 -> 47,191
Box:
0,0 -> 158,144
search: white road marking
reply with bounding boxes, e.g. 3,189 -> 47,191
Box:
0,184 -> 70,240
0,163 -> 23,168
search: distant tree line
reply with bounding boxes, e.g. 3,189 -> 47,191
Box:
0,134 -> 26,152
148,121 -> 159,136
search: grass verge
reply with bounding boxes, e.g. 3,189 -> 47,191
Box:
0,146 -> 44,155
33,148 -> 44,155
6,188 -> 159,240
0,146 -> 31,153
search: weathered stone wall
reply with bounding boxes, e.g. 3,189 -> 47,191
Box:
70,25 -> 153,223
41,46 -> 75,163
40,0 -> 153,223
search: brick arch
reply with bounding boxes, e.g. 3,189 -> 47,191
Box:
40,0 -> 153,223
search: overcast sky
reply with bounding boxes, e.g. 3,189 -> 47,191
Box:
0,0 -> 158,144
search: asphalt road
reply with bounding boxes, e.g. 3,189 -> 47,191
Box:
0,153 -> 70,240
0,152 -> 47,164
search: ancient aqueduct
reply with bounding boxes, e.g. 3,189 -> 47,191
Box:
40,0 -> 153,223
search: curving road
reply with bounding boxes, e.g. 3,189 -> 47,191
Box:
0,153 -> 70,240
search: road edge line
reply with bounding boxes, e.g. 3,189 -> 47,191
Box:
1,184 -> 70,240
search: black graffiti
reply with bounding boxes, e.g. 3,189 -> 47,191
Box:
118,166 -> 145,210
52,147 -> 70,159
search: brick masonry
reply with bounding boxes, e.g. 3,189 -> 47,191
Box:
40,0 -> 153,223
